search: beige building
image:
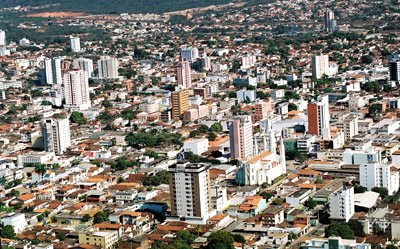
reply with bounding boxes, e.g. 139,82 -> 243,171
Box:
79,230 -> 119,249
168,162 -> 214,224
171,89 -> 189,120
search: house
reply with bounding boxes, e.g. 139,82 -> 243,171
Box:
237,196 -> 267,218
261,206 -> 285,226
1,213 -> 27,233
286,189 -> 312,207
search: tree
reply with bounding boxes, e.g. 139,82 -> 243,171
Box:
361,55 -> 373,64
82,214 -> 91,222
288,103 -> 297,111
354,185 -> 367,193
372,187 -> 388,199
368,104 -> 382,120
325,223 -> 354,239
143,170 -> 169,186
304,198 -> 317,209
347,220 -> 366,237
70,111 -> 87,125
102,99 -> 113,109
0,225 -> 16,239
207,132 -> 217,141
56,232 -> 66,241
34,164 -> 47,174
210,123 -> 223,133
207,231 -> 235,249
93,211 -> 109,224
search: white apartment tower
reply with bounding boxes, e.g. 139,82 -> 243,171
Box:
312,54 -> 330,79
73,58 -> 94,78
389,53 -> 400,83
44,57 -> 63,85
64,70 -> 91,110
42,116 -> 71,155
360,163 -> 399,195
177,59 -> 192,88
324,10 -> 337,33
70,36 -> 81,52
229,115 -> 254,160
0,30 -> 6,46
168,162 -> 213,224
329,184 -> 354,222
97,57 -> 119,79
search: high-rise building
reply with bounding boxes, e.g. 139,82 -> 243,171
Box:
360,163 -> 400,196
252,100 -> 272,122
229,115 -> 254,160
329,184 -> 354,222
324,10 -> 337,33
44,58 -> 63,85
389,53 -> 400,82
180,47 -> 199,62
73,58 -> 94,78
312,54 -> 329,79
177,59 -> 192,88
171,89 -> 189,120
336,114 -> 358,141
42,116 -> 71,155
0,30 -> 6,46
64,70 -> 91,110
70,36 -> 81,52
168,162 -> 213,224
308,95 -> 330,136
97,57 -> 119,79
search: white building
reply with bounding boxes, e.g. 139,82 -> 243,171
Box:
64,70 -> 91,110
168,162 -> 214,224
312,54 -> 336,79
44,57 -> 63,85
343,147 -> 383,165
329,185 -> 354,222
307,95 -> 330,136
229,115 -> 254,160
180,47 -> 199,62
210,185 -> 229,212
42,116 -> 71,155
98,57 -> 119,79
236,89 -> 256,103
360,163 -> 399,195
0,30 -> 5,46
1,213 -> 27,233
236,139 -> 286,186
73,58 -> 94,78
70,36 -> 81,52
183,138 -> 209,155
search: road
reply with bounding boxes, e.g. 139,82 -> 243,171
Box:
288,223 -> 326,249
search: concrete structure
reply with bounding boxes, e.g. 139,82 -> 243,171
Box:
168,162 -> 214,224
389,53 -> 400,82
236,89 -> 256,103
171,89 -> 189,120
1,213 -> 27,233
98,57 -> 119,79
183,138 -> 209,155
303,237 -> 371,249
44,57 -> 63,85
64,70 -> 91,110
229,115 -> 254,160
307,95 -> 330,136
0,30 -> 6,46
329,185 -> 354,222
312,54 -> 329,79
42,116 -> 71,155
73,58 -> 94,77
324,10 -> 338,33
70,36 -> 81,52
177,59 -> 192,88
79,230 -> 119,249
336,114 -> 358,141
180,47 -> 199,62
359,163 -> 399,195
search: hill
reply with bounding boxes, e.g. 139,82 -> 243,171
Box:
0,0 -> 237,14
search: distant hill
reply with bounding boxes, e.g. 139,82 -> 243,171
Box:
0,0 -> 236,14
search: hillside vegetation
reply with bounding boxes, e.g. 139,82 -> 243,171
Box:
0,0 -> 236,14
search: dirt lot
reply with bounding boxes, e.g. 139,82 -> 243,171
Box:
26,12 -> 86,18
